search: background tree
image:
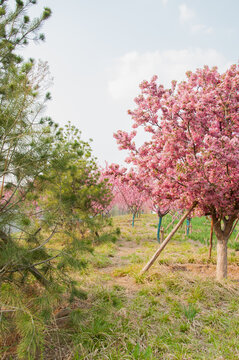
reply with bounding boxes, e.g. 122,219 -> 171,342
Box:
104,164 -> 148,226
42,123 -> 113,240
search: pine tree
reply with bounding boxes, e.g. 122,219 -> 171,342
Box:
0,2 -> 113,358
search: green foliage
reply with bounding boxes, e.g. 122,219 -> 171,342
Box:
40,122 -> 113,239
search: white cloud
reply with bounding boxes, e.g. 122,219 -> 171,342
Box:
108,48 -> 232,101
179,3 -> 213,34
179,3 -> 195,23
161,0 -> 168,5
192,24 -> 213,34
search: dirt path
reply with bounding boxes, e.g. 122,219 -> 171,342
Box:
95,239 -> 148,293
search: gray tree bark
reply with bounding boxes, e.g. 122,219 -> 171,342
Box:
216,239 -> 227,280
212,213 -> 237,280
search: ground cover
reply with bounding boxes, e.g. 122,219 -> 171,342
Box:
2,213 -> 239,359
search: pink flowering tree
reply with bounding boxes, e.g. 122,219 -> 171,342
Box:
114,64 -> 239,280
104,164 -> 148,226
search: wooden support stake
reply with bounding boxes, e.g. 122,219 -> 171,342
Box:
141,203 -> 197,274
235,231 -> 239,243
228,218 -> 238,239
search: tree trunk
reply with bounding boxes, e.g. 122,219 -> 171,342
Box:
212,213 -> 237,280
186,218 -> 191,236
216,239 -> 227,281
157,216 -> 162,243
208,218 -> 213,260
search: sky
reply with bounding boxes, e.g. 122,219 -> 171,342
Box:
19,0 -> 239,165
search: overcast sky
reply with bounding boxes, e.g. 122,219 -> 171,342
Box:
21,0 -> 239,165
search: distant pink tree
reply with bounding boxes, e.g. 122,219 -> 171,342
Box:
104,164 -> 148,226
0,189 -> 41,217
0,190 -> 12,206
114,64 -> 239,280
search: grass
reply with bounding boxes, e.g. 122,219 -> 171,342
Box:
66,273 -> 239,360
2,213 -> 239,359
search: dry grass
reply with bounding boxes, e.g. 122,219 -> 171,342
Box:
54,214 -> 239,359
3,213 -> 239,359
